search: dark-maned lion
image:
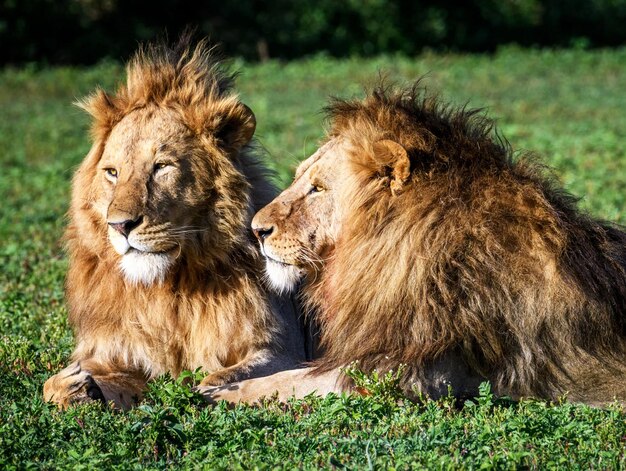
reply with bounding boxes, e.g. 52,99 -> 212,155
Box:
203,82 -> 626,407
43,38 -> 307,409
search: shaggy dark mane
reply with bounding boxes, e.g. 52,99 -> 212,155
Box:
325,82 -> 514,174
309,81 -> 626,405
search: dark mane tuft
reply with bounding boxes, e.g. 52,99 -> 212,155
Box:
325,80 -> 513,173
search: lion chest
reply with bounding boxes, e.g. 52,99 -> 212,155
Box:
74,285 -> 235,377
125,292 -> 236,376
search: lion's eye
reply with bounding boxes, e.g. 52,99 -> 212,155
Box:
154,162 -> 170,172
308,184 -> 325,195
104,168 -> 118,179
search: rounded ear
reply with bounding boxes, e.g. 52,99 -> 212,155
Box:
75,89 -> 122,142
216,103 -> 256,151
372,139 -> 411,196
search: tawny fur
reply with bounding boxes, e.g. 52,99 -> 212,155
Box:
243,82 -> 626,406
43,37 -> 305,409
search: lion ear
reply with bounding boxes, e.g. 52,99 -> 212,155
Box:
215,103 -> 256,151
372,139 -> 411,196
76,89 -> 122,142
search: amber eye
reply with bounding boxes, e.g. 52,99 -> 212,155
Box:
308,184 -> 325,195
154,162 -> 169,171
104,168 -> 118,178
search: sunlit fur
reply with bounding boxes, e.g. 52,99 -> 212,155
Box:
119,251 -> 173,285
252,140 -> 342,294
43,37 -> 304,409
263,258 -> 304,294
253,82 -> 626,406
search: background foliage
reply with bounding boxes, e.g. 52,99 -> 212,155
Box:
3,0 -> 626,64
1,47 -> 626,467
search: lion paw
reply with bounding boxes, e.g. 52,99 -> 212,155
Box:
199,369 -> 240,388
43,362 -> 105,408
198,374 -> 224,388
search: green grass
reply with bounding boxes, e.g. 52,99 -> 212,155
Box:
2,47 -> 626,468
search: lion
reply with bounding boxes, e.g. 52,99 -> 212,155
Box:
43,38 -> 309,409
201,82 -> 626,407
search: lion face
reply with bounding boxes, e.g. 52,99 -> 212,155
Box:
89,105 -> 249,285
253,132 -> 413,293
251,139 -> 350,292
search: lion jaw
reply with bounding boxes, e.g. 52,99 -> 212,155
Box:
260,243 -> 304,294
263,259 -> 303,294
119,250 -> 174,285
108,229 -> 175,285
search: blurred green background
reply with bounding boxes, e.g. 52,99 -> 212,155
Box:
3,0 -> 626,64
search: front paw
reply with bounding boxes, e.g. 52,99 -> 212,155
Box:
43,362 -> 105,408
198,369 -> 237,388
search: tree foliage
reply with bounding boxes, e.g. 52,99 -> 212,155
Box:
3,0 -> 626,64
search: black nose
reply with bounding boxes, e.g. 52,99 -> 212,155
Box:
252,225 -> 274,242
108,216 -> 143,238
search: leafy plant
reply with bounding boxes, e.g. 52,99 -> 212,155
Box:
343,362 -> 406,401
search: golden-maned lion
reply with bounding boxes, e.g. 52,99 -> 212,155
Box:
43,38 -> 308,409
203,83 -> 626,407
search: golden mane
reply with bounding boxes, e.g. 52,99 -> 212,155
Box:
79,36 -> 251,148
43,38 -> 305,409
310,83 -> 626,403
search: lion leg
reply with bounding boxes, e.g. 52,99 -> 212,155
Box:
198,349 -> 296,387
197,366 -> 345,405
43,359 -> 147,409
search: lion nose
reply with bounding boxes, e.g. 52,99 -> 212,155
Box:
252,225 -> 274,243
108,216 -> 143,238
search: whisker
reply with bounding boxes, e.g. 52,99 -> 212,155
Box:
168,229 -> 208,236
142,222 -> 173,234
297,246 -> 325,284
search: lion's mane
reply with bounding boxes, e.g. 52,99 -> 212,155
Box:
65,38 -> 294,384
310,83 -> 626,404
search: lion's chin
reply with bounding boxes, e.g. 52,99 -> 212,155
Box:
120,250 -> 174,286
264,259 -> 304,294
